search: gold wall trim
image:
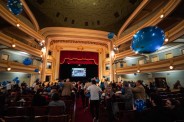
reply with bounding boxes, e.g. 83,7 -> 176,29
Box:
116,55 -> 184,74
115,20 -> 184,60
0,60 -> 40,73
20,0 -> 39,31
117,0 -> 150,38
50,40 -> 108,48
0,5 -> 44,41
0,33 -> 42,57
115,0 -> 181,46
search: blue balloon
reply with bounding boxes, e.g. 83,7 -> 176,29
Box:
2,81 -> 7,86
23,58 -> 32,65
108,32 -> 115,39
34,69 -> 39,72
134,99 -> 146,112
13,77 -> 19,81
15,80 -> 20,84
7,0 -> 23,15
131,26 -> 165,54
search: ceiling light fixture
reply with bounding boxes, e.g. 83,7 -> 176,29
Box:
169,66 -> 173,70
137,70 -> 140,73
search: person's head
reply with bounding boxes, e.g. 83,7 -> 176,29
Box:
92,80 -> 96,85
123,81 -> 129,87
51,93 -> 60,101
136,80 -> 142,86
66,78 -> 70,82
165,99 -> 176,109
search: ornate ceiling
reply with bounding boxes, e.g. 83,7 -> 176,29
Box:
26,0 -> 142,34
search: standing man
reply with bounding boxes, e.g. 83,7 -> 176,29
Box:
131,80 -> 146,101
87,80 -> 102,122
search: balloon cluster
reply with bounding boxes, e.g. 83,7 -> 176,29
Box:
7,0 -> 23,15
108,32 -> 115,39
134,99 -> 146,112
1,81 -> 7,86
13,77 -> 20,84
131,26 -> 165,54
23,58 -> 33,65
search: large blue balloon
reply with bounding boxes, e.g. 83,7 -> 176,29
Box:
108,32 -> 115,39
23,58 -> 32,65
7,0 -> 23,15
131,26 -> 165,54
134,99 -> 146,112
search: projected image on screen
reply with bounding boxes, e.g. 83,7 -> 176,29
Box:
72,68 -> 86,77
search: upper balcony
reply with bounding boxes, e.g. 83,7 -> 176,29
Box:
115,54 -> 184,74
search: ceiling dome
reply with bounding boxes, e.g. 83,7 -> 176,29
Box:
26,0 -> 141,33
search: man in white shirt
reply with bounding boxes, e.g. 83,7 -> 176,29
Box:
87,80 -> 102,122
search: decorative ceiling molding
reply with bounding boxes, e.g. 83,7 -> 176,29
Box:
40,27 -> 110,41
114,19 -> 184,60
115,0 -> 181,46
50,40 -> 108,48
117,0 -> 150,38
20,0 -> 40,31
0,4 -> 44,41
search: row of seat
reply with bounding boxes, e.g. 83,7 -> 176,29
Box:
2,114 -> 70,122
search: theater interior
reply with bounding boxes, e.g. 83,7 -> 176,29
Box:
0,0 -> 184,122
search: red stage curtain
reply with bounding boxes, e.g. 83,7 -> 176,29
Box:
60,51 -> 99,65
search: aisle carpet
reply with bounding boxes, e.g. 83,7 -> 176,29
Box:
75,98 -> 93,122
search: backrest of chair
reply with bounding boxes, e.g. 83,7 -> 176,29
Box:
34,116 -> 48,122
48,115 -> 69,122
6,107 -> 27,116
4,116 -> 29,122
33,106 -> 48,116
48,106 -> 65,115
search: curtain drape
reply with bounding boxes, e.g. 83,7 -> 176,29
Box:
60,51 -> 99,65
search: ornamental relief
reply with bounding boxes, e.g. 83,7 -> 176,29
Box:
50,40 -> 108,48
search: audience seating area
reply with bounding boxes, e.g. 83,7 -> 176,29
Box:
0,94 -> 75,122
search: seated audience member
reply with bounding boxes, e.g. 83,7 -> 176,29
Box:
115,81 -> 133,110
49,93 -> 66,109
140,93 -> 170,122
32,90 -> 47,106
173,80 -> 183,89
164,99 -> 184,121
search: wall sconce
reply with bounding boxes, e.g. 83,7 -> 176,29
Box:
12,44 -> 16,48
169,65 -> 174,70
41,47 -> 46,53
165,38 -> 169,42
16,23 -> 20,27
160,14 -> 164,18
7,67 -> 11,71
111,50 -> 115,58
42,40 -> 45,43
